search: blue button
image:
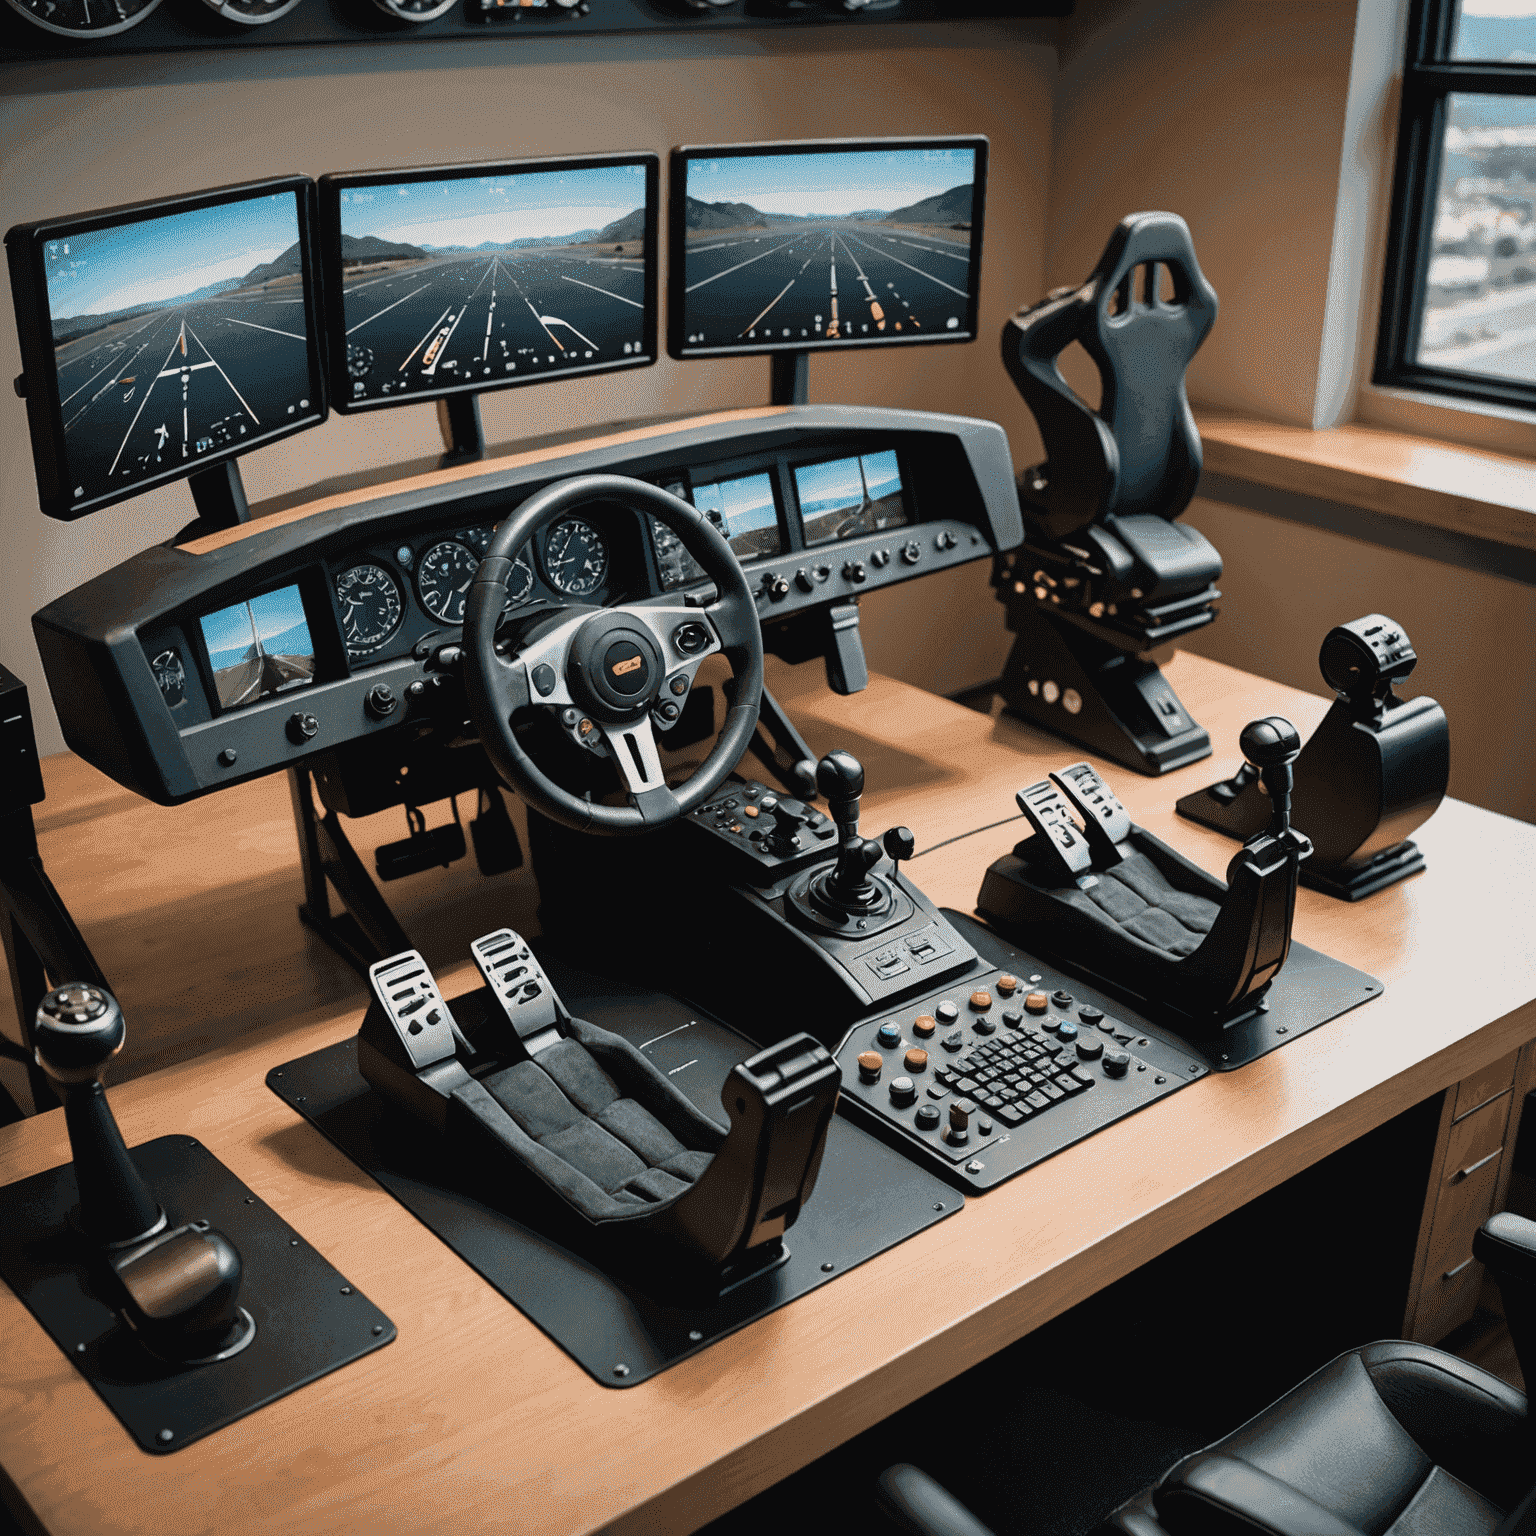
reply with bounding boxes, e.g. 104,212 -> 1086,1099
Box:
1057,1021 -> 1079,1041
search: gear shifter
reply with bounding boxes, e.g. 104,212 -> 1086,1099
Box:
816,750 -> 886,907
33,983 -> 252,1363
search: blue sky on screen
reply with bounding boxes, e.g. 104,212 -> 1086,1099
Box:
200,586 -> 310,670
45,192 -> 301,320
795,454 -> 903,515
687,147 -> 975,219
338,163 -> 648,249
695,472 -> 776,534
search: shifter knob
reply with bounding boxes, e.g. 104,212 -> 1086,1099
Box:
34,984 -> 163,1247
816,750 -> 865,812
1240,716 -> 1302,838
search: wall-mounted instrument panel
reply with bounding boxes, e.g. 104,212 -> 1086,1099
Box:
31,404 -> 1020,805
0,0 -> 1068,63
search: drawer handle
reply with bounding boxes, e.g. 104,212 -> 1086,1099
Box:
1444,1258 -> 1475,1281
1451,1149 -> 1502,1182
1452,1086 -> 1512,1124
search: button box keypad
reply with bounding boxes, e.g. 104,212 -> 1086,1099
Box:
835,951 -> 1208,1191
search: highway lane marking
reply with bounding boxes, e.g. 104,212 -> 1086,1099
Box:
399,306 -> 453,371
843,231 -> 969,297
540,313 -> 599,350
109,321 -> 193,474
183,319 -> 262,426
223,317 -> 307,341
741,279 -> 797,337
57,315 -> 161,404
559,274 -> 644,307
883,234 -> 971,264
349,283 -> 433,337
63,356 -> 129,415
684,234 -> 803,293
157,361 -> 218,376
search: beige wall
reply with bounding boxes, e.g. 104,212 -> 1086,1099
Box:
2,22 -> 1052,756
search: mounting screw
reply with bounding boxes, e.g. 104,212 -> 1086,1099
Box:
372,1325 -> 385,1336
688,1330 -> 703,1342
934,1203 -> 945,1211
821,1262 -> 835,1273
1277,1026 -> 1289,1034
244,1196 -> 254,1204
340,1286 -> 352,1295
157,1429 -> 173,1444
613,1363 -> 630,1379
290,1239 -> 300,1247
296,1095 -> 306,1103
75,1342 -> 85,1354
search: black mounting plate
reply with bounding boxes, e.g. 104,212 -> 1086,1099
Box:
266,954 -> 961,1388
0,1136 -> 396,1453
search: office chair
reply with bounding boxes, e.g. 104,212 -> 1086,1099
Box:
874,1210 -> 1536,1536
992,211 -> 1222,776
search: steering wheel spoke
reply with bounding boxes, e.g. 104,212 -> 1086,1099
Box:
600,715 -> 668,797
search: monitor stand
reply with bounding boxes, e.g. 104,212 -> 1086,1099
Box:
173,460 -> 252,544
437,393 -> 485,463
770,351 -> 809,406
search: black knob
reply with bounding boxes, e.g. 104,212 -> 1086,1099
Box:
761,573 -> 790,601
883,826 -> 916,863
365,683 -> 398,720
34,986 -> 163,1246
287,711 -> 320,744
901,541 -> 922,565
816,749 -> 864,816
1240,716 -> 1302,768
673,622 -> 711,655
871,549 -> 891,568
1103,1049 -> 1130,1078
794,569 -> 816,593
889,1075 -> 916,1107
947,1101 -> 971,1145
842,560 -> 867,583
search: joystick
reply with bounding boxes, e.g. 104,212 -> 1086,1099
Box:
1241,716 -> 1303,840
1177,615 -> 1449,899
33,983 -> 252,1363
812,751 -> 894,911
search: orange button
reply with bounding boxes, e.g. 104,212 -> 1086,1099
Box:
743,805 -> 759,818
969,990 -> 992,1011
912,1015 -> 937,1038
857,1051 -> 883,1077
1025,990 -> 1050,1014
904,1049 -> 929,1072
997,974 -> 1019,996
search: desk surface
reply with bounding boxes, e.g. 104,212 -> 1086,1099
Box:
2,652 -> 1535,1536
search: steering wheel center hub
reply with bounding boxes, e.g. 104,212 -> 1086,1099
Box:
567,613 -> 664,721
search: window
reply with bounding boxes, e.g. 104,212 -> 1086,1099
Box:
1376,0 -> 1536,409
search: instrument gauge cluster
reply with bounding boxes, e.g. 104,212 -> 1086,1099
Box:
542,516 -> 609,596
335,563 -> 404,658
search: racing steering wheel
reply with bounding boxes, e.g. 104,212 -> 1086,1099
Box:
463,473 -> 764,836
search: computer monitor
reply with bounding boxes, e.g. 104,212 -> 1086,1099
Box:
5,177 -> 326,523
668,136 -> 987,361
317,153 -> 659,415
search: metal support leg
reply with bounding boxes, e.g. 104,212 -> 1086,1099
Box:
288,768 -> 413,976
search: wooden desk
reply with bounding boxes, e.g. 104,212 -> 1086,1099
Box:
2,653 -> 1534,1536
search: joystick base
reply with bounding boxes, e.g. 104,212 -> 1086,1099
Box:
1299,839 -> 1426,903
0,1136 -> 394,1453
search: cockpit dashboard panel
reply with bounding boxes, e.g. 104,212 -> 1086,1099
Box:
32,405 -> 1020,805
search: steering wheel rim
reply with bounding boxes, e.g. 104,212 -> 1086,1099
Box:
463,472 -> 764,836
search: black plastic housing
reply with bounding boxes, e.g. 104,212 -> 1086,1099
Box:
4,176 -> 327,522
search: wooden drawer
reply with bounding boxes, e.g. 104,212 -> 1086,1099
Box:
1417,1123 -> 1508,1342
1455,1049 -> 1520,1121
1443,1091 -> 1511,1190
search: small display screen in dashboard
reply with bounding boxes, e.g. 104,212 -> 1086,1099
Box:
652,469 -> 780,590
795,450 -> 907,546
198,584 -> 315,711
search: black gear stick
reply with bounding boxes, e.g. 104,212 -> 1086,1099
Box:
1239,716 -> 1304,842
33,984 -> 250,1362
816,750 -> 884,904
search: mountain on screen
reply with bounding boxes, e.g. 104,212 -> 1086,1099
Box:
339,233 -> 429,264
596,207 -> 647,242
685,197 -> 769,231
239,241 -> 305,287
882,184 -> 973,226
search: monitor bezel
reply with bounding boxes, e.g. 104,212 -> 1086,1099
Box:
4,175 -> 328,524
317,151 -> 661,417
667,134 -> 988,362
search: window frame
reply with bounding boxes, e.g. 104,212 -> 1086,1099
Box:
1375,0 -> 1536,410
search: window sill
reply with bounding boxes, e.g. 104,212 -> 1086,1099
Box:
1194,412 -> 1536,555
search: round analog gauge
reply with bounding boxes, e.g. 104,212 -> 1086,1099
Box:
542,518 -> 608,597
503,552 -> 537,607
371,0 -> 456,21
416,540 -> 481,625
346,343 -> 375,380
201,0 -> 301,21
3,0 -> 164,37
150,647 -> 185,708
336,563 -> 404,656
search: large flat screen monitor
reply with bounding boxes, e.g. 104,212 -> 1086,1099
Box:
318,153 -> 659,413
5,177 -> 326,522
669,136 -> 987,360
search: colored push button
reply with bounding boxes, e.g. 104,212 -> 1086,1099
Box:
743,805 -> 759,818
912,1014 -> 937,1038
1057,1021 -> 1079,1042
1025,991 -> 1050,1015
996,974 -> 1019,996
857,1051 -> 883,1081
877,1022 -> 902,1049
904,1048 -> 929,1073
969,990 -> 992,1011
935,1001 -> 960,1025
889,1076 -> 917,1107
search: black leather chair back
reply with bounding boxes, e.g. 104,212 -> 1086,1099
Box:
1003,211 -> 1218,542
